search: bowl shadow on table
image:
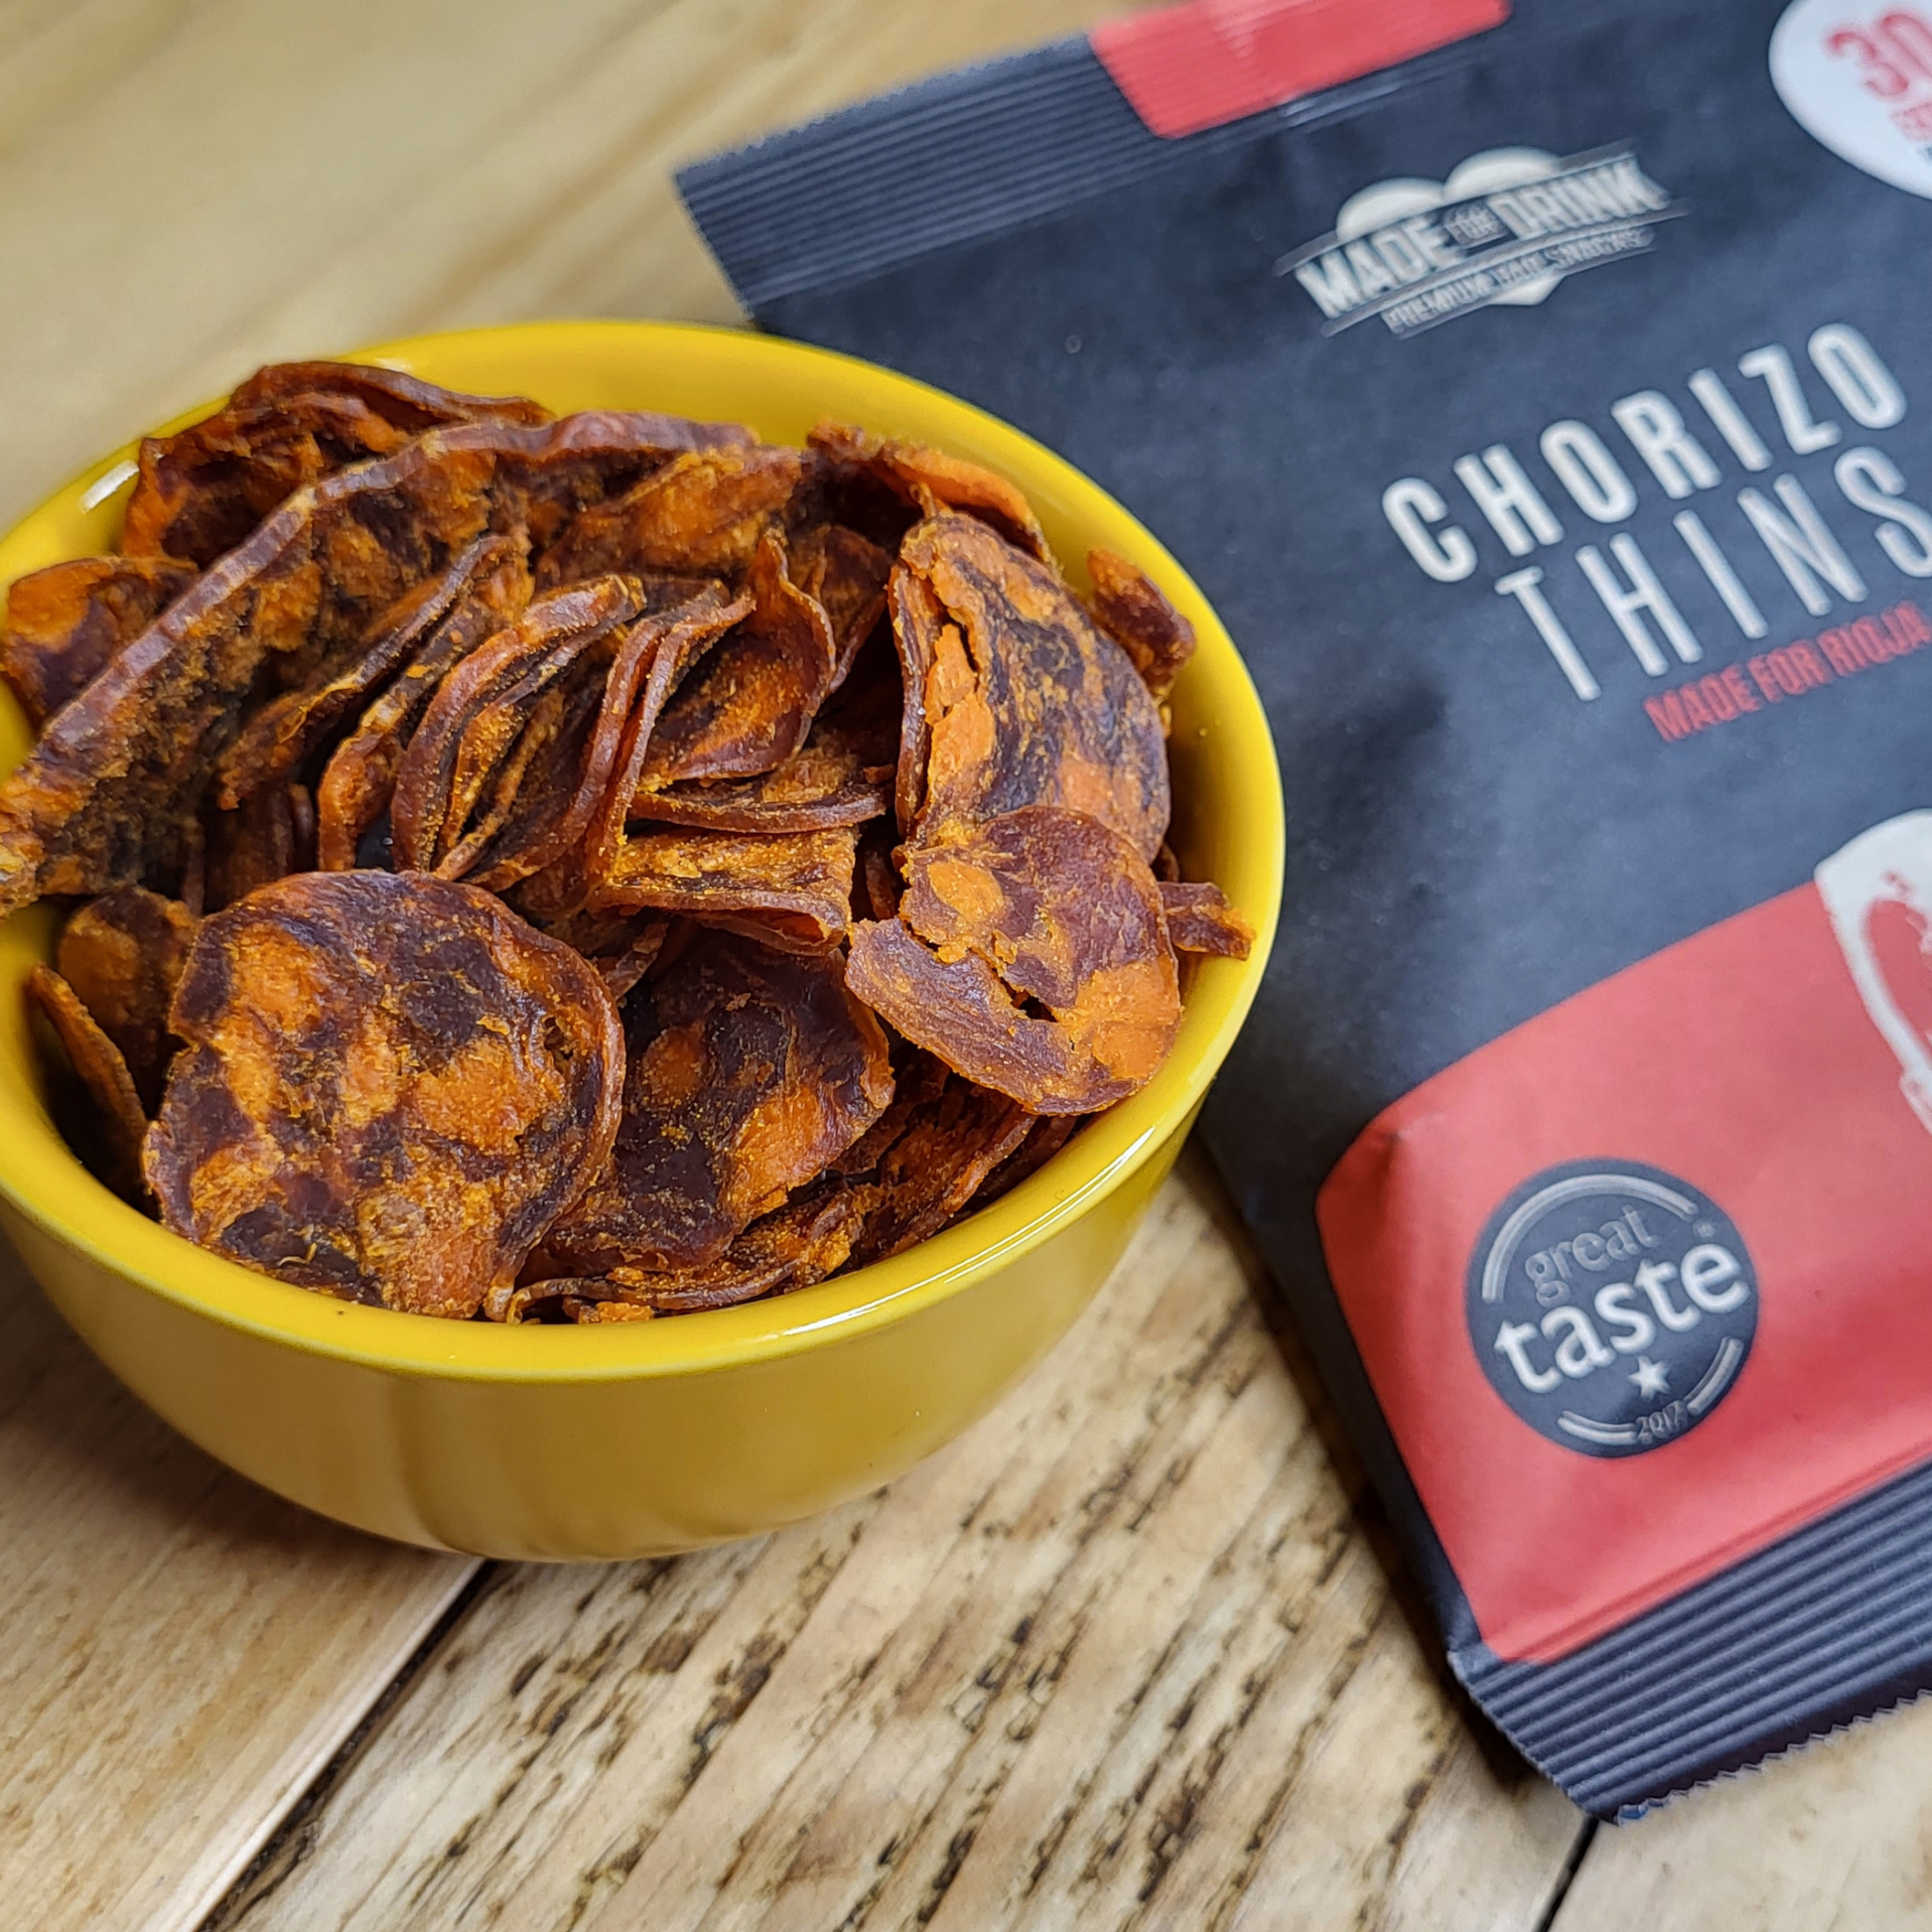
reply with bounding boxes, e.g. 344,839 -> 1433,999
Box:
1178,1143 -> 1545,1800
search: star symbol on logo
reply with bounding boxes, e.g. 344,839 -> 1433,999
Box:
1629,1356 -> 1670,1398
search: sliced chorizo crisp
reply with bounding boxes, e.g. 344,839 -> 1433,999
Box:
626,714 -> 889,835
590,823 -> 859,952
537,443 -> 809,587
789,522 -> 892,688
847,1073 -> 1034,1266
0,416 -> 762,915
57,886 -> 198,1113
27,964 -> 151,1203
215,532 -> 532,810
122,393 -> 413,567
313,543 -> 538,871
893,514 -> 1170,859
1159,880 -> 1255,958
0,556 -> 199,727
635,530 -> 836,788
227,360 -> 552,432
203,782 -> 308,911
1085,548 -> 1197,703
845,806 -> 1180,1114
456,582 -> 748,897
511,1180 -> 873,1321
531,927 -> 892,1281
145,871 -> 623,1317
387,576 -> 641,874
809,421 -> 1050,562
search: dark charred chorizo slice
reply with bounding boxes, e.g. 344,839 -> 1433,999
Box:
1085,548 -> 1197,704
214,532 -> 532,811
386,577 -> 641,874
227,360 -> 552,432
536,443 -> 809,587
506,1181 -> 873,1321
122,393 -> 413,568
0,556 -> 199,728
313,546 -> 538,872
847,1075 -> 1033,1266
635,530 -> 836,789
531,927 -> 892,1281
27,964 -> 151,1203
625,713 -> 889,835
57,886 -> 198,1113
809,421 -> 1049,562
788,522 -> 892,688
202,783 -> 307,912
892,514 -> 1170,860
590,823 -> 859,952
456,583 -> 748,897
845,807 -> 1181,1114
145,871 -> 623,1318
1159,880 -> 1255,958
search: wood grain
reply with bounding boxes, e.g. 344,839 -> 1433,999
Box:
205,1168 -> 1582,1932
0,1231 -> 475,1932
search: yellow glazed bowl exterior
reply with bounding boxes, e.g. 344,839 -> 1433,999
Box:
0,323 -> 1283,1559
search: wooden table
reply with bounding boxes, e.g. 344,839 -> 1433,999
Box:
3,4 -> 1928,1926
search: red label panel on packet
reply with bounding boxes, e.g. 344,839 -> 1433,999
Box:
1317,811 -> 1932,1664
1090,0 -> 1510,140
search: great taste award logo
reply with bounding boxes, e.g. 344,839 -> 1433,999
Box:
1465,1160 -> 1756,1457
1277,146 -> 1686,340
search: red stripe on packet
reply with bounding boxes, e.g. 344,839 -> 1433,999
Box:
1091,0 -> 1510,139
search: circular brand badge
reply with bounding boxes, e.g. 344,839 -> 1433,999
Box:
1464,1161 -> 1756,1458
1771,0 -> 1932,203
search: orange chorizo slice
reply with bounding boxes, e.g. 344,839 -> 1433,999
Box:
57,886 -> 199,1113
1085,548 -> 1197,704
625,713 -> 889,836
844,806 -> 1180,1114
634,530 -> 836,788
590,823 -> 859,952
122,392 -> 413,567
227,360 -> 552,432
456,582 -> 748,897
789,522 -> 892,688
145,871 -> 623,1317
1158,881 -> 1255,958
809,421 -> 1050,562
531,927 -> 892,1280
0,556 -> 199,728
537,443 -> 809,586
214,532 -> 531,812
388,577 -> 641,874
892,514 -> 1170,859
27,964 -> 151,1203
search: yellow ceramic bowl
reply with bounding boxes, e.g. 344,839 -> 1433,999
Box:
0,322 -> 1282,1559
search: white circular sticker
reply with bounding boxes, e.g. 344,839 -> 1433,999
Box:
1772,0 -> 1932,199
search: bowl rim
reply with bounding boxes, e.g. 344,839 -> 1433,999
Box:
0,319 -> 1284,1384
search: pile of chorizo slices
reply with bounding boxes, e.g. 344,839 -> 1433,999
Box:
2,364 -> 1253,1322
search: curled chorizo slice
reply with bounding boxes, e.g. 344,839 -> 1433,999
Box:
531,927 -> 892,1280
844,806 -> 1180,1114
892,514 -> 1169,859
145,871 -> 623,1317
57,885 -> 198,1113
0,556 -> 198,727
27,964 -> 151,1204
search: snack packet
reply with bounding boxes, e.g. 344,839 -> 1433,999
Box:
680,0 -> 1932,1814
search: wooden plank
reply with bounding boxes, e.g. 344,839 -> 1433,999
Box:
0,1232 -> 475,1932
1552,1696 -> 1932,1930
206,1166 -> 1584,1932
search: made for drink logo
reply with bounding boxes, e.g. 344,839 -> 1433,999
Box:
1465,1160 -> 1757,1457
1277,146 -> 1686,340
